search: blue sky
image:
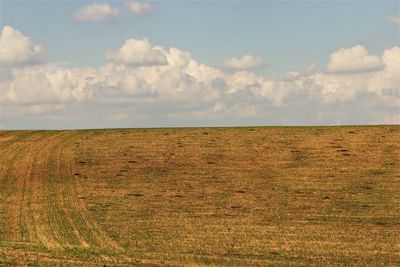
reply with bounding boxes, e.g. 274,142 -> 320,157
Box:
0,1 -> 399,129
2,1 -> 398,75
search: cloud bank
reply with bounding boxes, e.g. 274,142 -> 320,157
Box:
0,26 -> 399,129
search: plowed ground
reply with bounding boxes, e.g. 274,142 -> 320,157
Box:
0,126 -> 399,266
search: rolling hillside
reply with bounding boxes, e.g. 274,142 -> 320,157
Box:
0,126 -> 399,266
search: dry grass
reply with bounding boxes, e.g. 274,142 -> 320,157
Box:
0,126 -> 399,266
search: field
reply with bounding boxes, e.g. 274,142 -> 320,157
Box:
0,126 -> 399,266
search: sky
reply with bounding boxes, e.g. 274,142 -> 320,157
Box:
0,0 -> 399,129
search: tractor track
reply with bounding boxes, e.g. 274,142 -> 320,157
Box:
0,131 -> 120,257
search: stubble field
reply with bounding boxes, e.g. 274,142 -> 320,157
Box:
0,126 -> 399,266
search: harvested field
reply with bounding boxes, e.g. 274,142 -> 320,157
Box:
0,126 -> 399,266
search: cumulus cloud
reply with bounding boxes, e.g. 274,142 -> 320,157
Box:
126,1 -> 152,15
105,38 -> 167,66
387,15 -> 400,26
220,54 -> 266,70
72,3 -> 118,21
1,64 -> 97,105
0,25 -> 45,67
1,26 -> 399,129
327,45 -> 384,73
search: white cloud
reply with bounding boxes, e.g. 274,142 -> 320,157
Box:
1,26 -> 399,128
382,46 -> 400,72
72,3 -> 118,21
220,54 -> 266,70
105,38 -> 167,66
387,15 -> 400,26
226,71 -> 262,94
0,25 -> 45,67
1,64 -> 97,105
367,46 -> 400,97
126,1 -> 152,15
327,45 -> 384,73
